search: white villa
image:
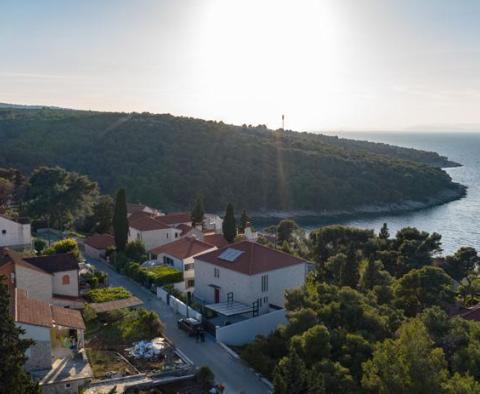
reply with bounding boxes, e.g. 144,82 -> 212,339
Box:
0,214 -> 32,250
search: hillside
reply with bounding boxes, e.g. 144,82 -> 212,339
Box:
0,107 -> 465,214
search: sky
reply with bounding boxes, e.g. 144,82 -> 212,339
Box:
1,0 -> 479,131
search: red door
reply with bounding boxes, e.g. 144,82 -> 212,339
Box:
214,288 -> 220,303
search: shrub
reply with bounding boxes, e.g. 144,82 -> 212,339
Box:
124,240 -> 147,263
87,287 -> 131,303
196,366 -> 215,389
44,238 -> 80,260
33,238 -> 47,254
83,304 -> 97,322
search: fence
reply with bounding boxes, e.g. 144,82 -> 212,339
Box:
156,287 -> 202,321
215,308 -> 287,346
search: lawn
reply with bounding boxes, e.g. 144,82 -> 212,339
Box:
86,287 -> 132,303
86,349 -> 137,378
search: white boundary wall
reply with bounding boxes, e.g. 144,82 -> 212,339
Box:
156,287 -> 202,321
216,309 -> 287,345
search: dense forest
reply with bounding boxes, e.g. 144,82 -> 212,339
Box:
0,107 -> 465,213
249,223 -> 480,393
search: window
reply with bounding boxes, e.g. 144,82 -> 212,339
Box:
214,268 -> 220,278
62,275 -> 70,285
166,233 -> 169,239
1,229 -> 6,234
163,256 -> 174,266
136,233 -> 141,240
261,274 -> 268,292
175,232 -> 179,238
184,263 -> 194,271
187,279 -> 195,288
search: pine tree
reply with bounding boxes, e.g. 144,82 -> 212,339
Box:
113,189 -> 128,251
360,259 -> 378,290
222,203 -> 237,243
273,349 -> 308,394
191,195 -> 205,227
0,277 -> 40,394
239,209 -> 250,233
379,223 -> 390,240
340,246 -> 360,288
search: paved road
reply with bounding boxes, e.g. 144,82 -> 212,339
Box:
87,258 -> 270,394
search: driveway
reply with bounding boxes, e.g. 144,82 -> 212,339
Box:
87,258 -> 271,394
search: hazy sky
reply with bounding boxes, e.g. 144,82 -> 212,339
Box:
1,0 -> 479,131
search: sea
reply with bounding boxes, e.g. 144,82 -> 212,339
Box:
259,132 -> 480,256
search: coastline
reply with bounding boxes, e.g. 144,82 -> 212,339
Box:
251,183 -> 467,225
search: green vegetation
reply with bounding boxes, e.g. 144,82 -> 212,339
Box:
191,195 -> 205,227
113,189 -> 128,251
86,287 -> 131,303
85,308 -> 164,349
44,238 -> 80,259
123,264 -> 183,287
222,203 -> 236,243
241,223 -> 480,394
0,108 -> 464,213
0,276 -> 40,394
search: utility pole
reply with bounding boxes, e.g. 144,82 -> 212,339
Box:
282,114 -> 285,131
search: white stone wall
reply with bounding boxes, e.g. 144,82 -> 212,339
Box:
52,269 -> 79,297
216,309 -> 288,345
0,216 -> 32,249
19,323 -> 52,371
194,259 -> 307,312
15,265 -> 53,303
128,227 -> 182,251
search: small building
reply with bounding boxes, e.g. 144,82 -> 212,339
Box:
127,202 -> 164,217
159,212 -> 193,227
203,213 -> 223,233
84,233 -> 115,260
0,214 -> 32,250
203,233 -> 229,249
24,253 -> 80,299
149,236 -> 217,292
194,241 -> 310,314
128,211 -> 182,251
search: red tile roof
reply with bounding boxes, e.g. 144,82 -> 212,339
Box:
177,223 -> 193,236
90,296 -> 143,313
203,234 -> 229,249
84,233 -> 115,250
160,212 -> 192,225
15,289 -> 53,328
14,288 -> 85,330
24,253 -> 79,273
149,237 -> 217,259
51,305 -> 85,330
128,211 -> 171,231
196,240 -> 306,275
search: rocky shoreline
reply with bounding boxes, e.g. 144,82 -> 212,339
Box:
251,183 -> 467,223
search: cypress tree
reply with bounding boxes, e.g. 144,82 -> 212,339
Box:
0,276 -> 40,393
113,189 -> 128,251
222,203 -> 237,243
379,223 -> 390,240
239,209 -> 250,233
191,195 -> 205,227
340,245 -> 360,288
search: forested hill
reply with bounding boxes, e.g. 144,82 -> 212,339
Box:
0,107 -> 465,213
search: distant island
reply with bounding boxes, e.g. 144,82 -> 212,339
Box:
0,106 -> 466,216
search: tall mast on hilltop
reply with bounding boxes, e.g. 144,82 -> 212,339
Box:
282,114 -> 285,131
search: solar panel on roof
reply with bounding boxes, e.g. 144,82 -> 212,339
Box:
218,248 -> 244,262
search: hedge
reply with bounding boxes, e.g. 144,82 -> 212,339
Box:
123,261 -> 183,287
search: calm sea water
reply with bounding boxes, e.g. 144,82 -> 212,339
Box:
269,132 -> 480,255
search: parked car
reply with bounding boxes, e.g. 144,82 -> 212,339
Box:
177,317 -> 202,336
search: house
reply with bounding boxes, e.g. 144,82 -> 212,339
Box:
149,236 -> 217,292
128,211 -> 182,251
1,248 -> 82,307
127,203 -> 164,217
203,213 -> 223,233
160,212 -> 192,227
194,241 -> 310,314
24,253 -> 80,299
1,248 -> 91,391
84,233 -> 115,260
0,214 -> 32,250
203,233 -> 229,249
